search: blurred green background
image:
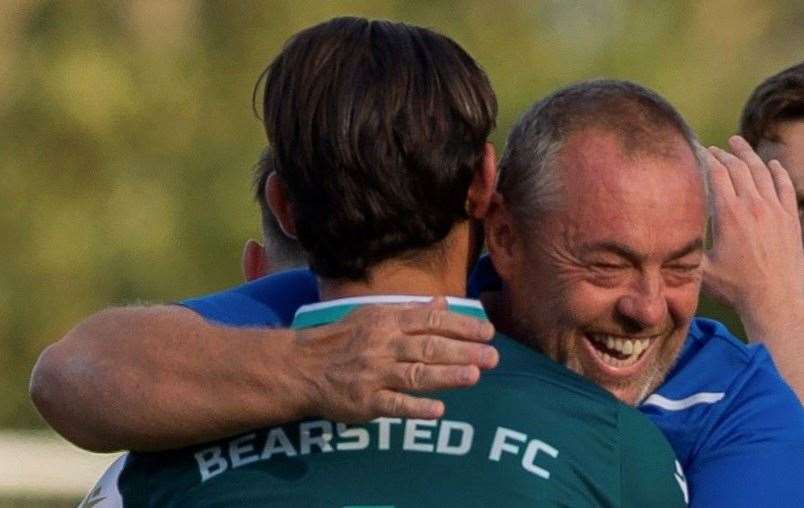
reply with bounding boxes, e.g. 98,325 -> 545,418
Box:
2,0 -> 803,433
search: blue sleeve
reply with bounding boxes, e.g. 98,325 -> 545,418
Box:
179,268 -> 319,327
686,349 -> 804,507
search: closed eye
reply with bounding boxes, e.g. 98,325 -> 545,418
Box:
664,263 -> 700,272
592,262 -> 628,270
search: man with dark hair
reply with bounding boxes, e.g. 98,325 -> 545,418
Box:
79,18 -> 686,507
740,62 -> 804,168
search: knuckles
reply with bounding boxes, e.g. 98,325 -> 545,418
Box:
420,335 -> 439,362
404,362 -> 426,390
426,309 -> 442,330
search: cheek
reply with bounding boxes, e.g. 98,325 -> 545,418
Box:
557,281 -> 620,325
666,284 -> 701,323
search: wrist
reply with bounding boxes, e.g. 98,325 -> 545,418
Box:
224,325 -> 313,427
276,326 -> 328,421
738,296 -> 804,345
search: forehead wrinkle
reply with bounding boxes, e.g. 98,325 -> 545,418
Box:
579,241 -> 644,264
550,131 -> 706,255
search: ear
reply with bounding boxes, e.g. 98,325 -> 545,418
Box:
266,172 -> 297,239
465,143 -> 497,219
484,192 -> 520,281
241,239 -> 269,281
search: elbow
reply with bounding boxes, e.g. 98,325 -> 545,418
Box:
29,340 -> 120,453
29,343 -> 68,426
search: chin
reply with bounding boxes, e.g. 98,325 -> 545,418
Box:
604,362 -> 669,405
608,383 -> 652,406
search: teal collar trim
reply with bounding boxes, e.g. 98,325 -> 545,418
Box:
291,295 -> 487,329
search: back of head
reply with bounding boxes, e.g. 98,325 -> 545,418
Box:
498,79 -> 703,223
740,62 -> 804,148
259,17 -> 496,280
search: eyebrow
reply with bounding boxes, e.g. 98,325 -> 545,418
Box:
581,239 -> 704,264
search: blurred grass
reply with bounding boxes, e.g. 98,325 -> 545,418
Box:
2,0 -> 801,429
0,497 -> 79,508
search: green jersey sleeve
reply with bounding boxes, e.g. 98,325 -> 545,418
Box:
619,406 -> 688,507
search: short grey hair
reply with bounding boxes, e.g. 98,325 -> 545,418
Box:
253,148 -> 308,270
498,79 -> 709,224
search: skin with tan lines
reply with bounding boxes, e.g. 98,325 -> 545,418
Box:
486,128 -> 706,405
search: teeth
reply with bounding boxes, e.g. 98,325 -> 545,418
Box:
589,334 -> 651,360
600,350 -> 637,367
622,340 -> 634,355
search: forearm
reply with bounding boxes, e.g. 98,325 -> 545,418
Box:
29,305 -> 306,452
739,299 -> 804,402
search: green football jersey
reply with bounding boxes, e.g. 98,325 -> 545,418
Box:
85,296 -> 687,507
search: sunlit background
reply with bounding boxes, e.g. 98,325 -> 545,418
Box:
1,0 -> 802,504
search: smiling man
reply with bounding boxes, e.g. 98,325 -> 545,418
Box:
479,81 -> 804,506
484,83 -> 708,406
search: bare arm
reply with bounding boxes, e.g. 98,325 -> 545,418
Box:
703,136 -> 804,401
30,299 -> 497,452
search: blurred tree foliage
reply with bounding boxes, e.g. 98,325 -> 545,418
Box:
1,0 -> 802,429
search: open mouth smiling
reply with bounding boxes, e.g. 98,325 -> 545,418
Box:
584,332 -> 660,370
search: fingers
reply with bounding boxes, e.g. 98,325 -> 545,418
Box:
728,135 -> 778,201
396,303 -> 496,343
710,137 -> 795,217
395,334 -> 498,369
768,159 -> 798,214
709,145 -> 760,200
390,362 -> 481,392
373,390 -> 445,420
366,362 -> 483,420
318,300 -> 500,422
704,149 -> 734,211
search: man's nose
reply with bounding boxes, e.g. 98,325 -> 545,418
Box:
616,272 -> 668,329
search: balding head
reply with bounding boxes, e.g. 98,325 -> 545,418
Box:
497,79 -> 707,225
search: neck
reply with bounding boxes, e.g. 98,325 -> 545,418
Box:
318,223 -> 472,301
482,286 -> 536,349
481,288 -> 515,336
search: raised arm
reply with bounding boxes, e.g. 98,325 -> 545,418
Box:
30,299 -> 497,452
702,136 -> 804,401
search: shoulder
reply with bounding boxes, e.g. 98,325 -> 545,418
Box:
642,317 -> 804,464
618,406 -> 689,506
648,317 -> 770,407
487,334 -> 636,426
652,317 -> 799,410
487,335 -> 686,505
179,268 -> 319,327
490,333 -> 615,399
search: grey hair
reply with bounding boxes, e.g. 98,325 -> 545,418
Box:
261,206 -> 307,270
498,79 -> 710,224
253,148 -> 308,270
